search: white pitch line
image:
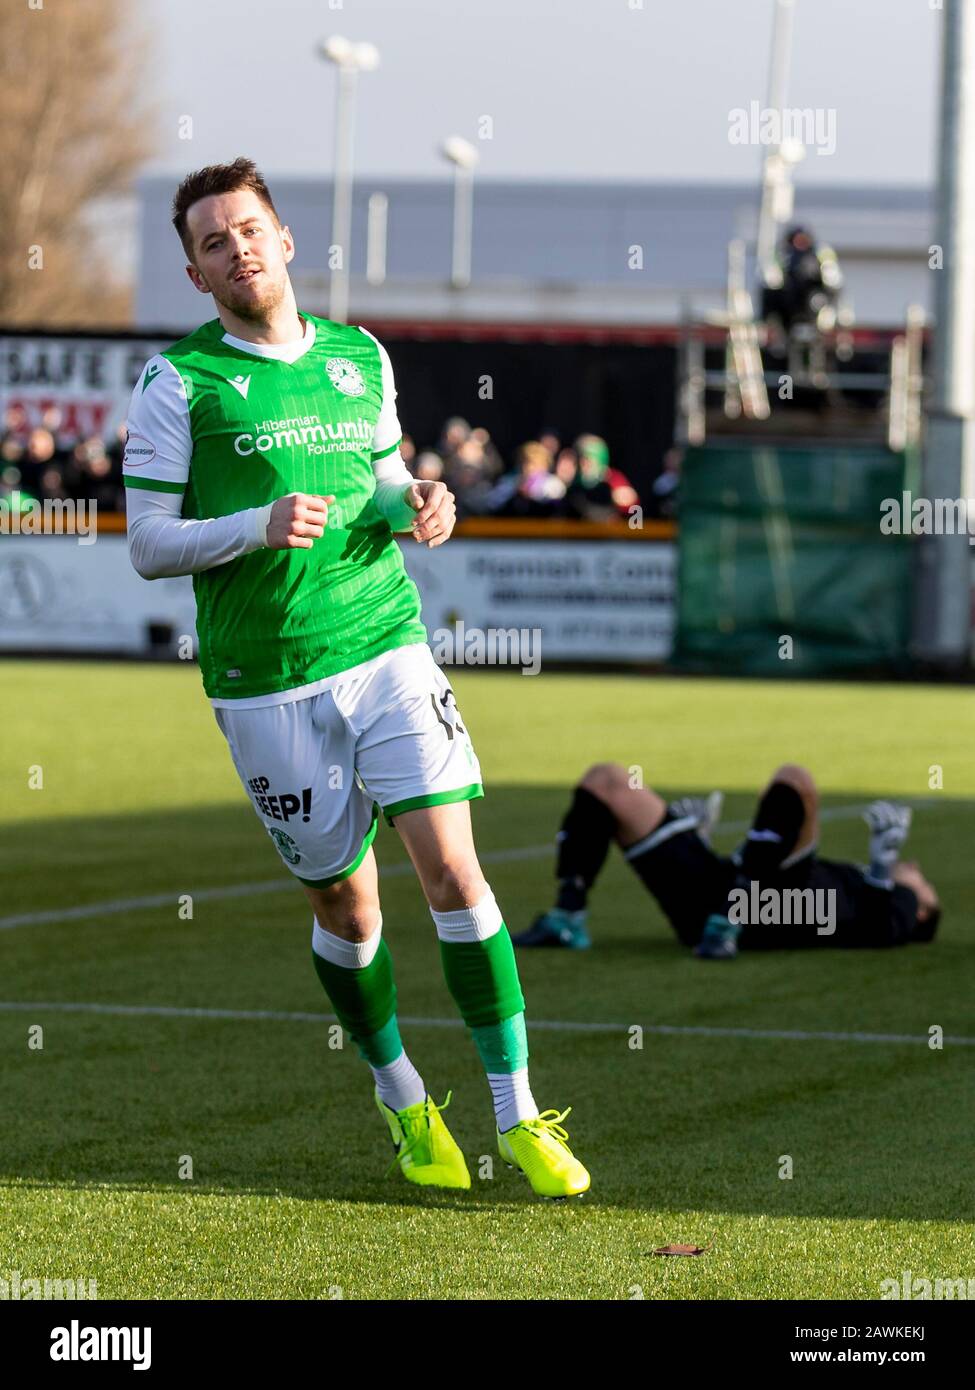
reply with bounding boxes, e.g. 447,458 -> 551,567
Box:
0,1000 -> 970,1047
0,845 -> 543,931
0,801 -> 932,932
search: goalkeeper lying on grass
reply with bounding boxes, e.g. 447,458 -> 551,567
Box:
517,762 -> 940,959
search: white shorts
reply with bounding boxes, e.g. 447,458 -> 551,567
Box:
214,643 -> 483,886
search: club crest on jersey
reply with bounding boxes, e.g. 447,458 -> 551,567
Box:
325,357 -> 365,396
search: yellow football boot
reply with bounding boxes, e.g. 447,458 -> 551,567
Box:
498,1107 -> 590,1199
376,1089 -> 471,1190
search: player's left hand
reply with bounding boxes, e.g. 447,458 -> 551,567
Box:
863,800 -> 912,876
406,481 -> 456,548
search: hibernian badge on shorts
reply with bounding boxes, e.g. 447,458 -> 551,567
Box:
267,826 -> 301,864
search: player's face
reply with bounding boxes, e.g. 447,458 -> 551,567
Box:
185,190 -> 295,321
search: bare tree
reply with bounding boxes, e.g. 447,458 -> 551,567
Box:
0,0 -> 154,327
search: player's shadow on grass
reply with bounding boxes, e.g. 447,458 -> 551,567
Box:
0,785 -> 970,1223
0,1175 -> 542,1216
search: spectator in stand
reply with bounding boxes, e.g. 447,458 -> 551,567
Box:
64,436 -> 121,510
553,446 -> 578,494
469,426 -> 504,481
439,415 -> 471,466
565,435 -> 639,521
3,403 -> 30,442
21,427 -> 58,501
1,432 -> 25,470
106,421 -> 128,477
399,433 -> 417,470
40,465 -> 70,502
489,441 -> 566,519
445,435 -> 494,517
40,404 -> 67,451
55,438 -> 85,499
76,437 -> 124,510
0,410 -> 131,509
414,451 -> 444,482
390,420 -> 646,525
651,446 -> 682,519
1,408 -> 27,499
1,467 -> 36,511
761,225 -> 843,343
539,428 -> 561,462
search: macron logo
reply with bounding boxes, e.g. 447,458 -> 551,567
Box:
228,374 -> 252,400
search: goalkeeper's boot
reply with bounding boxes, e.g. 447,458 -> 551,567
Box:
512,908 -> 591,950
376,1089 -> 471,1189
694,912 -> 741,960
498,1107 -> 590,1199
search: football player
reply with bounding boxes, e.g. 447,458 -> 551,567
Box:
123,158 -> 589,1199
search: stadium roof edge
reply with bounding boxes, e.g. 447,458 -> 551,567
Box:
136,171 -> 933,203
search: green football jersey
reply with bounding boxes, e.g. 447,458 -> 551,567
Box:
123,313 -> 426,699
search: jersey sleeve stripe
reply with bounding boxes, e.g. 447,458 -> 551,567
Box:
123,475 -> 186,494
371,438 -> 402,462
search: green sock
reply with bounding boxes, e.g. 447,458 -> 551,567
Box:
439,921 -> 537,1130
438,925 -> 525,1029
440,924 -> 530,1073
312,937 -> 401,1064
471,1012 -> 529,1073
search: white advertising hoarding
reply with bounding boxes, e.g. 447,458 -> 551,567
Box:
0,536 -> 196,654
401,538 -> 676,663
0,534 -> 676,663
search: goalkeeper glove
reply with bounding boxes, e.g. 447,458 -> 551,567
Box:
863,801 -> 912,887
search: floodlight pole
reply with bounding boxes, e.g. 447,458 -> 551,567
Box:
329,61 -> 357,324
451,163 -> 475,288
319,38 -> 379,324
440,137 -> 479,289
756,0 -> 797,287
366,192 -> 388,286
914,0 -> 975,667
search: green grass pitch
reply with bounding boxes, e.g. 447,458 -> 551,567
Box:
1,660 -> 972,1300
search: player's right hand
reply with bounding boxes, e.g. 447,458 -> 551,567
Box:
266,492 -> 335,550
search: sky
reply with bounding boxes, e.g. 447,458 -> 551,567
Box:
143,0 -> 941,189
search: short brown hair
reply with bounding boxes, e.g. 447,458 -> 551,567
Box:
171,157 -> 280,260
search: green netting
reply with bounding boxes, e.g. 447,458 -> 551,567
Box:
673,442 -> 915,676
